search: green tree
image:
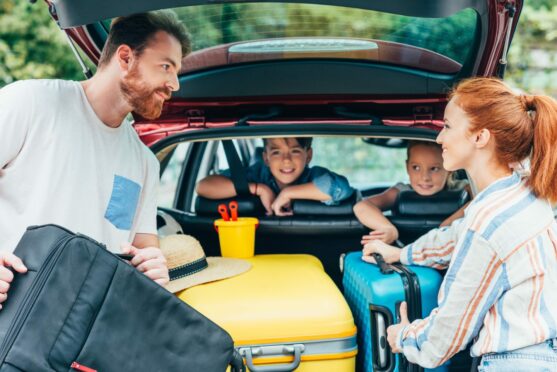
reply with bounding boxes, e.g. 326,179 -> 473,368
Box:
0,0 -> 83,87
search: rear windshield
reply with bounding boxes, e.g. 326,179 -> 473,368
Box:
173,3 -> 477,74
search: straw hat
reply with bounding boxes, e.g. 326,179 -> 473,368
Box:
161,234 -> 251,293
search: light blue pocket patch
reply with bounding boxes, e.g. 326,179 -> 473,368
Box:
104,175 -> 141,230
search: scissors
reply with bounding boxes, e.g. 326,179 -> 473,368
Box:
217,201 -> 238,221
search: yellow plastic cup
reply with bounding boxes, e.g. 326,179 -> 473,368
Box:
214,217 -> 259,258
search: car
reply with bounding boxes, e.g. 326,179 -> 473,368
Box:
46,0 -> 522,370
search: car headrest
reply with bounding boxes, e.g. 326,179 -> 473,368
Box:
195,196 -> 267,217
392,189 -> 469,216
292,193 -> 358,216
195,192 -> 358,217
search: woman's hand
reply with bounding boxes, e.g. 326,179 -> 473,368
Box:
362,239 -> 401,264
387,301 -> 410,353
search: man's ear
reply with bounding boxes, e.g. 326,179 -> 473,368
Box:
474,128 -> 491,149
115,45 -> 134,72
306,148 -> 313,164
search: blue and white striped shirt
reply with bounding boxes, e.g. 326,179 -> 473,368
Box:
397,172 -> 557,368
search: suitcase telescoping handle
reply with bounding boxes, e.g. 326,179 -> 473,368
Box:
372,253 -> 394,275
238,344 -> 305,372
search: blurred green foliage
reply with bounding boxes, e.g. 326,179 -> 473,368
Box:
176,4 -> 476,63
0,1 -> 83,86
506,2 -> 557,95
311,137 -> 408,187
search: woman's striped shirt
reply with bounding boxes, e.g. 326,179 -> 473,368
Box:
396,172 -> 557,368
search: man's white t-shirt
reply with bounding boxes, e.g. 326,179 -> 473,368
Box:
0,79 -> 159,252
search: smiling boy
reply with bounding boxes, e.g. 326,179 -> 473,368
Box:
197,137 -> 354,216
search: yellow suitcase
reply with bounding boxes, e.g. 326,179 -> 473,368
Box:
178,254 -> 357,371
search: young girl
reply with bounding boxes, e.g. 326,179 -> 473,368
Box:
354,141 -> 469,245
363,78 -> 557,370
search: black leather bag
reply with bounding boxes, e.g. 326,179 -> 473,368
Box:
0,224 -> 241,372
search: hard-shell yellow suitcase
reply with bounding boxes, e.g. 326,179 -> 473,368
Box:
178,254 -> 357,371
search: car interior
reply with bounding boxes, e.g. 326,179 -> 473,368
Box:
156,135 -> 471,289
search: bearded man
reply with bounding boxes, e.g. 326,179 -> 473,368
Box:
0,12 -> 190,305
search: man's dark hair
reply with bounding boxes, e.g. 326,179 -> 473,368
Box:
263,137 -> 313,150
98,11 -> 191,68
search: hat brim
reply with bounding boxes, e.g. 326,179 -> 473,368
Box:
165,257 -> 251,293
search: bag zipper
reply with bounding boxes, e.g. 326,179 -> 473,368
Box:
0,234 -> 74,363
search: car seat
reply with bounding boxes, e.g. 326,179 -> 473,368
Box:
390,189 -> 469,244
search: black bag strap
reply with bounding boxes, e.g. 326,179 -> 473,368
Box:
222,140 -> 251,196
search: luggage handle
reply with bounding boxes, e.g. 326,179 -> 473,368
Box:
239,344 -> 305,372
370,305 -> 395,372
372,253 -> 394,275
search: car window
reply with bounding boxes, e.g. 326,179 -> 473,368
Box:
174,3 -> 476,73
159,143 -> 190,208
311,137 -> 408,190
209,137 -> 408,189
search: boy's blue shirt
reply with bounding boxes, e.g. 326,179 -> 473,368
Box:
222,162 -> 354,205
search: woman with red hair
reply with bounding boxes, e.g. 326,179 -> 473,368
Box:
363,77 -> 557,370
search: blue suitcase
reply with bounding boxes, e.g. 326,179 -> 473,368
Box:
342,251 -> 446,372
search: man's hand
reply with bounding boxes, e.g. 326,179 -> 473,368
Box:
121,243 -> 169,286
361,226 -> 399,245
272,188 -> 294,216
256,183 -> 276,216
362,239 -> 401,264
0,253 -> 27,309
387,301 -> 410,353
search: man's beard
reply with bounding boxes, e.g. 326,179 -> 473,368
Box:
120,66 -> 171,120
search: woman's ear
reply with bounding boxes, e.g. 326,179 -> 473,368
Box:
306,148 -> 313,164
262,151 -> 269,166
474,128 -> 491,149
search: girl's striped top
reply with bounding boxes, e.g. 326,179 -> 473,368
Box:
396,172 -> 557,368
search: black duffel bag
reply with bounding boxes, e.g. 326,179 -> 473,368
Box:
0,224 -> 243,372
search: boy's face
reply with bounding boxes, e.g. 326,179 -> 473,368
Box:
263,138 -> 312,189
406,144 -> 448,196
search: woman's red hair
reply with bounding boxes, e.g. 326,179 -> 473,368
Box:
451,77 -> 557,203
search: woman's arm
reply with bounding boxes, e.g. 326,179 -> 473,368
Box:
441,185 -> 473,227
392,233 -> 503,368
398,219 -> 463,269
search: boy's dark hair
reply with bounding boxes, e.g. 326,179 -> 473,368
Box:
263,137 -> 313,149
98,11 -> 191,68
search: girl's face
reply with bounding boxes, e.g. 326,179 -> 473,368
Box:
437,97 -> 477,172
406,144 -> 448,196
